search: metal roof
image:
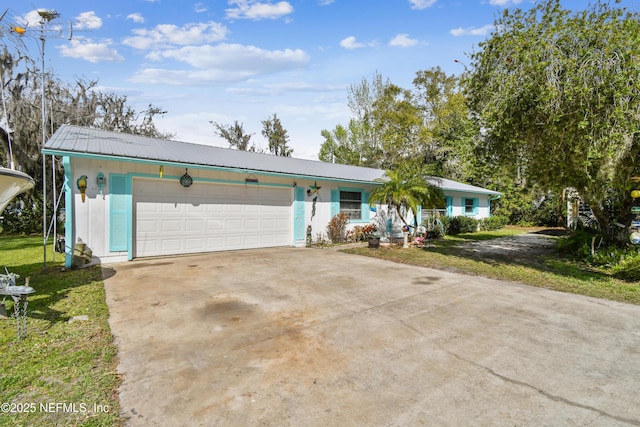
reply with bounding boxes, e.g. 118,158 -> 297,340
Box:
428,177 -> 501,196
43,125 -> 385,183
43,124 -> 500,195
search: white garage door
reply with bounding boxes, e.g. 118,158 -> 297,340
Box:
134,178 -> 292,258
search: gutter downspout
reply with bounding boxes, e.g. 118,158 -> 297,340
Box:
488,193 -> 502,217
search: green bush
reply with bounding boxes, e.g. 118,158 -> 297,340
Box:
442,216 -> 479,235
557,229 -> 598,259
557,230 -> 640,281
421,218 -> 445,239
480,215 -> 509,231
1,199 -> 45,235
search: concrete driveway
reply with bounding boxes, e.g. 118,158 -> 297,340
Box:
104,248 -> 640,426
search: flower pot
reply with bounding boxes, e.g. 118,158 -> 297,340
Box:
368,237 -> 380,248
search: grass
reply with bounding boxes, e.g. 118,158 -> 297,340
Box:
343,227 -> 640,305
0,235 -> 122,427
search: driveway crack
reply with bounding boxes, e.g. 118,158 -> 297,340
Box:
445,349 -> 640,426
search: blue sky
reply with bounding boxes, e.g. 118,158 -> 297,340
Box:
3,0 -> 636,160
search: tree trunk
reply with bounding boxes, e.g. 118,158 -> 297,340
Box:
588,198 -> 633,245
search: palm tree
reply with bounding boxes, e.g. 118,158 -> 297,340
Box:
369,165 -> 444,235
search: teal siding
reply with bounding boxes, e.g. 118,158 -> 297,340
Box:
109,174 -> 128,251
293,187 -> 305,242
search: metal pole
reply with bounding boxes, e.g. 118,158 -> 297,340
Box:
41,32 -> 47,269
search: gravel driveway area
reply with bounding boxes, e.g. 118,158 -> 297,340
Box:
460,229 -> 560,259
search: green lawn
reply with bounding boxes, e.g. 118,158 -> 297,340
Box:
0,235 -> 122,427
343,228 -> 640,305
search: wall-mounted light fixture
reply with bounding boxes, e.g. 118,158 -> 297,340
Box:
96,172 -> 106,198
76,175 -> 88,203
159,165 -> 164,179
180,169 -> 193,187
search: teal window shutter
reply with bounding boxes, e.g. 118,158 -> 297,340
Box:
473,198 -> 479,215
109,174 -> 128,251
361,192 -> 370,222
330,190 -> 339,218
416,204 -> 422,226
446,196 -> 453,216
294,187 -> 305,241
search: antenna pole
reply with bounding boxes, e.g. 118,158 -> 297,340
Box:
41,25 -> 47,269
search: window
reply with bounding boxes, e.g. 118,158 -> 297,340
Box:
464,198 -> 478,215
340,191 -> 362,219
331,188 -> 370,223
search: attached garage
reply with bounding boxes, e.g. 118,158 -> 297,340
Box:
133,178 -> 292,258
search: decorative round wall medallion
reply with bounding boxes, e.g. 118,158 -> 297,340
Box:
180,169 -> 193,187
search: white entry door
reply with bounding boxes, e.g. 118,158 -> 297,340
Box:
134,178 -> 291,258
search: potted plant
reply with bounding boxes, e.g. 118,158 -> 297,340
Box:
368,234 -> 381,248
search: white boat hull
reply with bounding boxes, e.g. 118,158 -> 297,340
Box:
0,167 -> 35,215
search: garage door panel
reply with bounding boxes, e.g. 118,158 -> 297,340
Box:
244,218 -> 260,231
161,239 -> 182,252
137,219 -> 158,233
161,219 -> 182,232
135,179 -> 291,258
185,238 -> 205,250
207,219 -> 224,231
185,204 -> 204,213
226,219 -> 243,232
186,219 -> 204,232
206,236 -> 224,248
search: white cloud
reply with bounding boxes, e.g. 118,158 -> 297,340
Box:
450,24 -> 494,36
408,0 -> 437,10
155,43 -> 308,69
389,34 -> 418,48
194,3 -> 208,13
123,22 -> 229,50
134,43 -> 309,84
73,11 -> 102,30
318,0 -> 335,5
488,0 -> 522,5
127,13 -> 145,24
226,1 -> 294,20
58,37 -> 124,63
130,68 -> 246,85
340,36 -> 365,50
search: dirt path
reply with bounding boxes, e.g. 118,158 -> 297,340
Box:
456,229 -> 562,261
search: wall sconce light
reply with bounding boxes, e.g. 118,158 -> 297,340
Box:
159,165 -> 164,179
96,172 -> 106,198
180,169 -> 193,187
245,174 -> 259,184
76,175 -> 88,203
293,182 -> 297,187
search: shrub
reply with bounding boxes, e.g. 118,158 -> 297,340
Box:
421,218 -> 445,239
348,224 -> 379,242
1,199 -> 46,235
480,215 -> 509,231
557,230 -> 640,281
444,216 -> 479,235
327,213 -> 349,243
